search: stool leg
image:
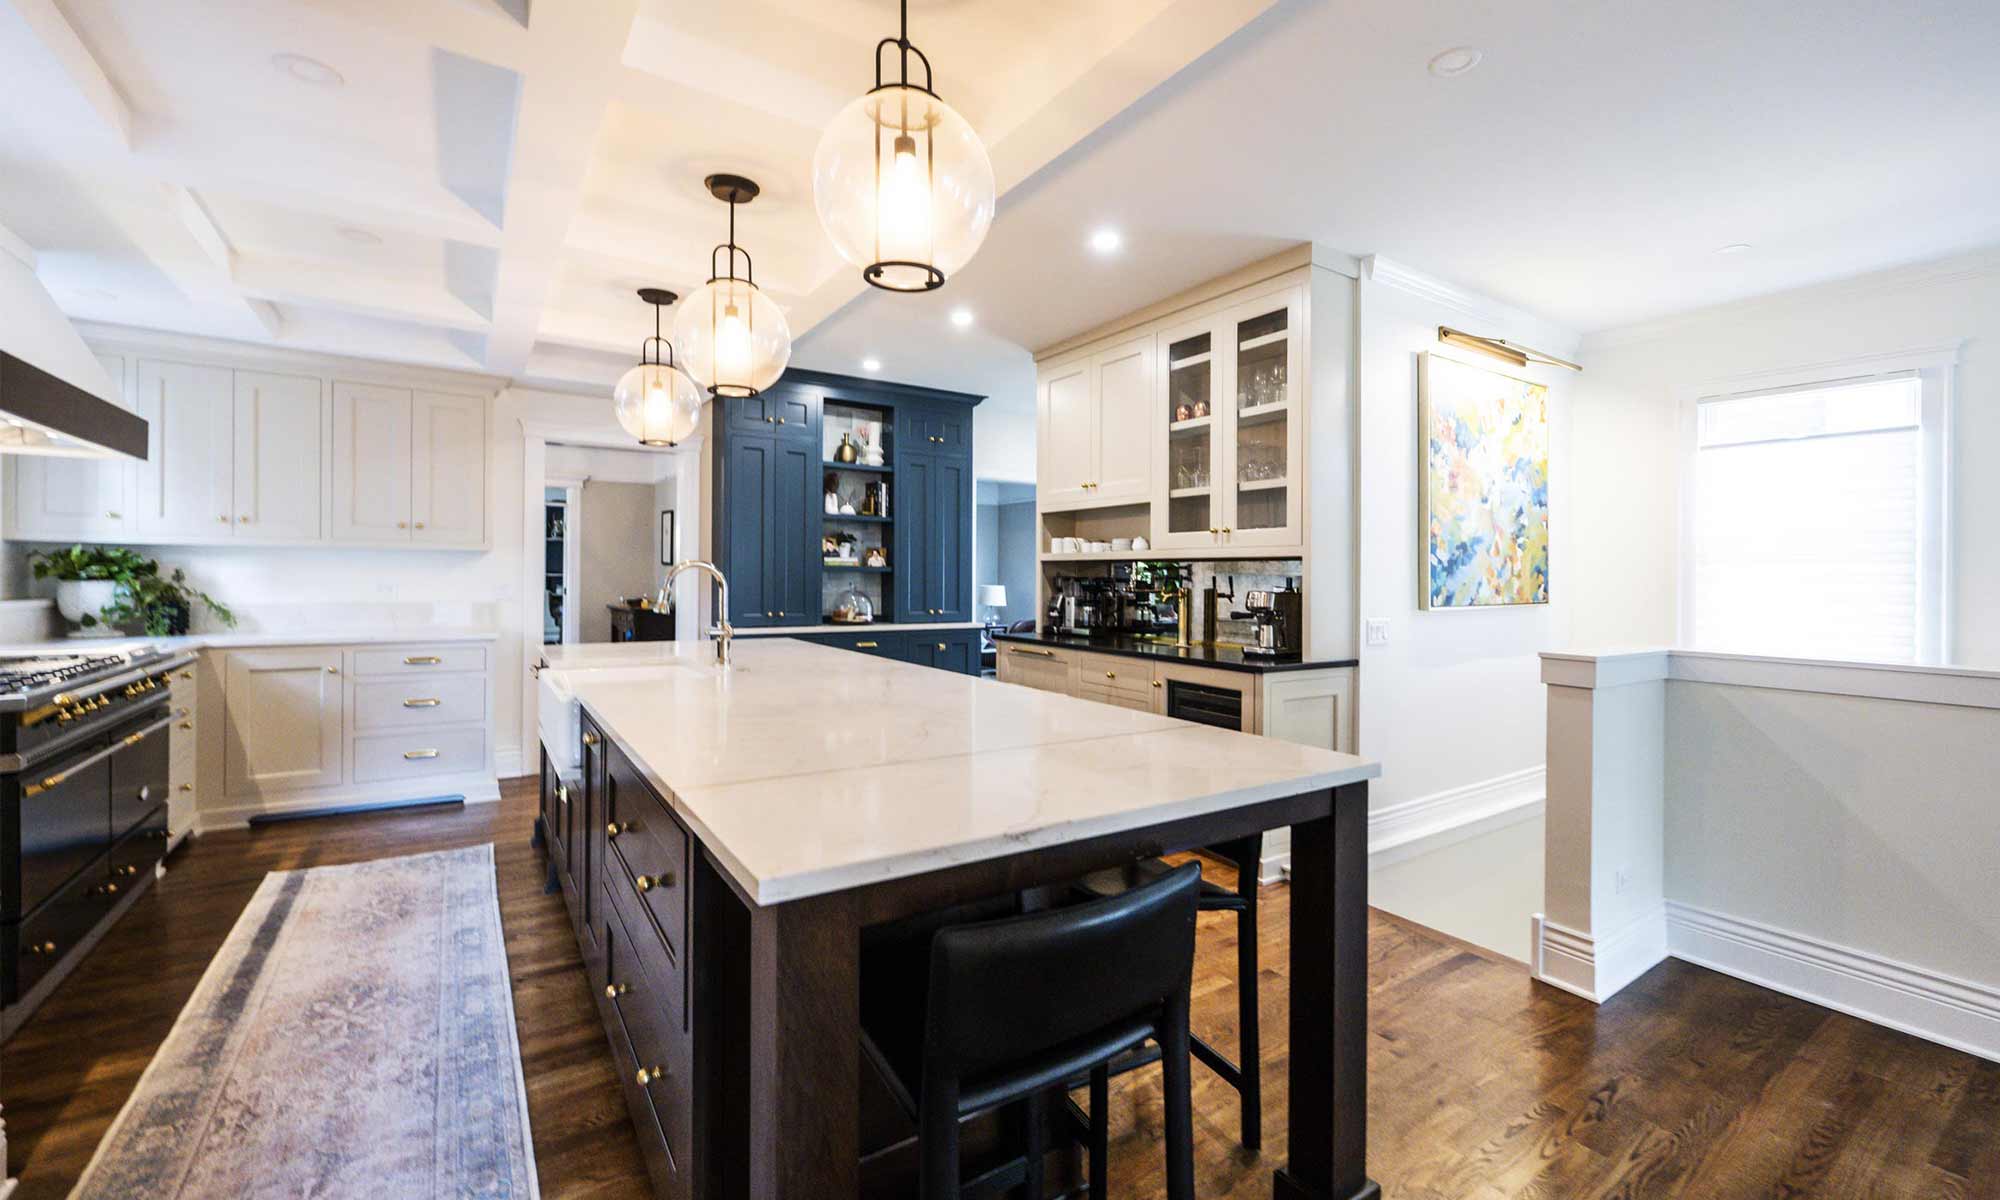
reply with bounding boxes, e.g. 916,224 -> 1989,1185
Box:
1024,1092 -> 1047,1200
920,1077 -> 961,1200
1160,997 -> 1196,1200
1089,1065 -> 1109,1200
1237,870 -> 1263,1150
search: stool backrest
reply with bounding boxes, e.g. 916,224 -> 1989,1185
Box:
922,861 -> 1200,1084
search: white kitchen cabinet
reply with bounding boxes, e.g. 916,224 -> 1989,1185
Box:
331,381 -> 414,542
223,648 -> 345,794
1036,335 -> 1155,511
232,370 -> 324,541
7,352 -> 132,541
133,359 -> 234,538
411,391 -> 486,544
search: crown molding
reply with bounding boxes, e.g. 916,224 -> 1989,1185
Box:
1362,255 -> 1581,353
1583,244 -> 2000,352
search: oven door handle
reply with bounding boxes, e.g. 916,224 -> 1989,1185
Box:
24,713 -> 175,797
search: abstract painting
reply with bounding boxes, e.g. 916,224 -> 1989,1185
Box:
1419,353 -> 1550,609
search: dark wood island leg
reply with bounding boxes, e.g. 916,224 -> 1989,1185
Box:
744,889 -> 862,1199
1274,782 -> 1379,1200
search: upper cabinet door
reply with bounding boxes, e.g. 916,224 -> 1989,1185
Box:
331,382 -> 412,542
770,439 -> 820,622
928,454 -> 973,622
893,452 -> 935,621
1219,288 -> 1303,550
721,436 -> 777,625
1153,316 -> 1221,550
1038,359 -> 1094,509
10,352 -> 135,540
411,392 -> 486,545
133,359 -> 233,539
1090,337 -> 1152,502
234,370 -> 325,541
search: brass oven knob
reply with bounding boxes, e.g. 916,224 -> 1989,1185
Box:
25,940 -> 56,956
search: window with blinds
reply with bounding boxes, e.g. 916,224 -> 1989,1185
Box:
1691,373 -> 1935,663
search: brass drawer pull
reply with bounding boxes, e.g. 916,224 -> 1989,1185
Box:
178,721 -> 193,730
403,655 -> 442,665
635,872 -> 674,893
24,940 -> 56,957
1014,648 -> 1057,659
635,1065 -> 664,1087
404,749 -> 439,760
582,732 -> 601,747
855,641 -> 879,649
402,698 -> 441,708
605,982 -> 629,999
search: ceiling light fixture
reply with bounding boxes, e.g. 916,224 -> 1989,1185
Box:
1715,243 -> 1753,255
613,288 -> 705,447
862,357 -> 883,372
336,226 -> 382,245
673,175 -> 792,398
1426,47 -> 1483,77
949,308 -> 973,329
272,53 -> 344,87
813,0 -> 995,292
1089,228 -> 1122,254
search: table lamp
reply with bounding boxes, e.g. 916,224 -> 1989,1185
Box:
977,584 -> 1006,625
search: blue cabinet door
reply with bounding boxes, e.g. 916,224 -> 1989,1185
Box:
896,399 -> 972,459
905,629 -> 977,673
727,386 -> 816,441
893,452 -> 934,622
928,454 -> 973,623
722,437 -> 775,626
771,439 -> 820,623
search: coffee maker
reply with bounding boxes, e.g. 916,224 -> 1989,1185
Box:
1236,583 -> 1302,657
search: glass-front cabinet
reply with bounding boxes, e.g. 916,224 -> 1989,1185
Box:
1152,285 -> 1302,551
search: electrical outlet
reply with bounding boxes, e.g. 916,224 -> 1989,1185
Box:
1365,618 -> 1390,646
1614,868 -> 1630,895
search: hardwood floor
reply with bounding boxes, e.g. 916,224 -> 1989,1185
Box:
5,779 -> 1995,1199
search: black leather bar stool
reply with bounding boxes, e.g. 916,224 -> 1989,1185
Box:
860,862 -> 1202,1200
1075,833 -> 1264,1148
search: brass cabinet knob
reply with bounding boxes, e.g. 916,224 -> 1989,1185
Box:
1209,527 -> 1219,535
179,670 -> 193,679
240,514 -> 252,522
25,940 -> 56,956
180,782 -> 194,791
581,732 -> 600,747
178,721 -> 193,730
107,510 -> 121,519
397,521 -> 408,528
604,982 -> 628,999
556,785 -> 569,803
635,872 -> 673,893
1104,671 -> 1116,680
219,514 -> 230,523
1221,526 -> 1233,534
326,666 -> 339,675
96,881 -> 120,896
415,522 -> 425,530
1151,680 -> 1163,689
635,1065 -> 664,1087
936,643 -> 946,651
606,821 -> 630,838
119,863 -> 142,877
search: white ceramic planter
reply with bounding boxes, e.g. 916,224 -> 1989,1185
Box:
55,579 -> 121,636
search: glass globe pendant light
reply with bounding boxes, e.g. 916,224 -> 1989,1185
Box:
813,0 -> 994,292
672,175 -> 792,398
613,288 -> 704,446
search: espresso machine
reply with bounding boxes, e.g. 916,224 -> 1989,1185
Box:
1236,582 -> 1303,657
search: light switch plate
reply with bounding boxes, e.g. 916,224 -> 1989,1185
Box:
1365,618 -> 1390,646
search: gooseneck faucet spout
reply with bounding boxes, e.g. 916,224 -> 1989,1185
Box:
661,560 -> 734,668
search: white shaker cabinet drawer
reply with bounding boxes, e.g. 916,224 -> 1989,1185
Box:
352,727 -> 487,784
352,674 -> 488,731
349,644 -> 488,677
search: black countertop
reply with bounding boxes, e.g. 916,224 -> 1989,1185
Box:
993,631 -> 1357,675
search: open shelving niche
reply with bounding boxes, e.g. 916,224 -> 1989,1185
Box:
820,399 -> 896,623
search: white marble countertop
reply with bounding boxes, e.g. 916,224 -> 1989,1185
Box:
0,627 -> 499,656
554,639 -> 1379,905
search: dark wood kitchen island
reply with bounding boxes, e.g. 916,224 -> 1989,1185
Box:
537,638 -> 1381,1200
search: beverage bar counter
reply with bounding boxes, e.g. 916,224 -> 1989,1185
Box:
993,630 -> 1356,674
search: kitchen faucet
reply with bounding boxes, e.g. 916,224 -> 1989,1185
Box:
660,560 -> 735,668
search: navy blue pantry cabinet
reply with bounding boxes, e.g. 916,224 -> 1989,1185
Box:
713,369 -> 979,633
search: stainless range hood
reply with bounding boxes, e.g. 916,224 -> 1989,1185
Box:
0,351 -> 147,459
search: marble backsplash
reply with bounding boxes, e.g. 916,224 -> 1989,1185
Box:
1044,558 -> 1302,646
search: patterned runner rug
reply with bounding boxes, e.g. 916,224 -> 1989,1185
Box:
70,844 -> 539,1199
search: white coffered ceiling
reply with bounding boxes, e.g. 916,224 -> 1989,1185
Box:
0,0 -> 1274,390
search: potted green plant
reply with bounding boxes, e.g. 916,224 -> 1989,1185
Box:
28,545 -> 235,637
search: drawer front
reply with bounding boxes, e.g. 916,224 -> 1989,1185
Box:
1075,683 -> 1155,713
8,858 -> 116,1003
17,740 -> 113,920
800,630 -> 906,658
351,727 -> 486,784
352,673 -> 488,731
1075,651 -> 1151,699
108,809 -> 168,887
996,642 -> 1074,693
348,644 -> 489,678
600,900 -> 693,1199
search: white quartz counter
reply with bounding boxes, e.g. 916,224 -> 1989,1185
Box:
0,627 -> 499,656
555,638 -> 1379,905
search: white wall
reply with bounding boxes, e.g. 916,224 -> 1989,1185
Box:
1571,248 -> 2000,665
1354,262 -> 1579,815
975,396 -> 1036,482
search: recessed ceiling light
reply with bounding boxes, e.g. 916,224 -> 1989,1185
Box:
861,357 -> 882,372
1089,228 -> 1122,255
336,226 -> 382,245
272,53 -> 344,87
1715,242 -> 1753,255
949,308 -> 974,329
1427,47 -> 1483,77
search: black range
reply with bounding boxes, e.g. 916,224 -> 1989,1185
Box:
993,630 -> 1357,674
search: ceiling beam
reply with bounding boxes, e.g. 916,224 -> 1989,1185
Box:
1,0 -> 131,147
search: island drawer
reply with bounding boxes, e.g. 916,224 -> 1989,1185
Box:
607,830 -> 687,1002
599,901 -> 692,1199
348,644 -> 488,678
603,743 -> 689,969
352,674 -> 488,730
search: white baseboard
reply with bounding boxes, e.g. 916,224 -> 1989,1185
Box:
1531,908 -> 1669,1003
1666,900 -> 2000,1063
1261,765 -> 1546,882
201,772 -> 502,829
495,744 -> 524,779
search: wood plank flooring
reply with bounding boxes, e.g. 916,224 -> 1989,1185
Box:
4,780 -> 1994,1199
